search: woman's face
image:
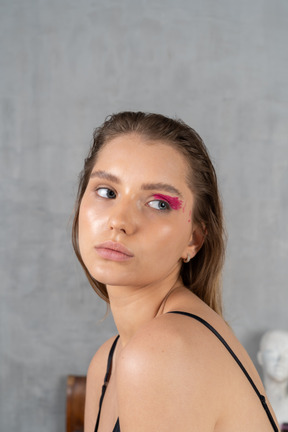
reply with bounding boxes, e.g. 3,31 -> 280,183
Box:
78,133 -> 200,290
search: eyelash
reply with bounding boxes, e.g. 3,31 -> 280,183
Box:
95,187 -> 116,199
147,199 -> 171,211
95,187 -> 172,212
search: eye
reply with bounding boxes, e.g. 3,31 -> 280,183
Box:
96,187 -> 116,199
147,199 -> 171,211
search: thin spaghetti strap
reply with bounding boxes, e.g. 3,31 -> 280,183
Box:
168,311 -> 279,432
94,335 -> 120,432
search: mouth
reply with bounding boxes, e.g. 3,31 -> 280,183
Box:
95,241 -> 134,262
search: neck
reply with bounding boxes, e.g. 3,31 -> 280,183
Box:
107,275 -> 182,346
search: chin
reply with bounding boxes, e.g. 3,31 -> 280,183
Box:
273,374 -> 288,382
90,270 -> 134,287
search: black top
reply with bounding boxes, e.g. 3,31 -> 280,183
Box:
94,311 -> 279,432
94,335 -> 120,432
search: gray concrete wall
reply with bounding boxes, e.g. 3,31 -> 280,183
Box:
1,0 -> 287,430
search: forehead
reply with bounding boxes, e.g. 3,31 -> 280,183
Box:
262,333 -> 288,351
94,133 -> 190,184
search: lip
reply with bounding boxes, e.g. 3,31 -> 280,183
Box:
95,241 -> 134,262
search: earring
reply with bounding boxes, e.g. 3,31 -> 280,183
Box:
183,254 -> 191,263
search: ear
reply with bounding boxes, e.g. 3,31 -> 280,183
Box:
182,224 -> 206,261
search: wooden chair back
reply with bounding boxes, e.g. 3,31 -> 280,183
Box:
66,375 -> 86,432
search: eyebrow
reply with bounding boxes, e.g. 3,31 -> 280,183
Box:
141,183 -> 183,198
90,170 -> 120,183
90,170 -> 183,198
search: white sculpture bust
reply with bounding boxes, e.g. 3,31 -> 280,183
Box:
257,330 -> 288,426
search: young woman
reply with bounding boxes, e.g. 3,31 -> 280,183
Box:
72,112 -> 279,432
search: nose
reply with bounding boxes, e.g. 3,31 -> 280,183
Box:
108,199 -> 138,235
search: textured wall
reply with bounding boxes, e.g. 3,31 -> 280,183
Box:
1,0 -> 287,430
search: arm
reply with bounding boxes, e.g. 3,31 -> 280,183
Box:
84,336 -> 118,432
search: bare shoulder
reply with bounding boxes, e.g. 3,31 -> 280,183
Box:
116,309 -> 275,431
119,309 -> 231,366
116,313 -> 224,431
117,312 -> 219,392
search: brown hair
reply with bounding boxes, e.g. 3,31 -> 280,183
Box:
72,112 -> 225,316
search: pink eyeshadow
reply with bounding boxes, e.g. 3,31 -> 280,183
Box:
153,194 -> 183,210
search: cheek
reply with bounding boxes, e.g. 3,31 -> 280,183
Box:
153,223 -> 175,239
78,202 -> 92,237
78,205 -> 89,256
78,201 -> 104,253
79,196 -> 106,231
149,219 -> 191,251
79,205 -> 95,231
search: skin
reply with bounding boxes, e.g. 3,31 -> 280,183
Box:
79,133 -> 278,432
